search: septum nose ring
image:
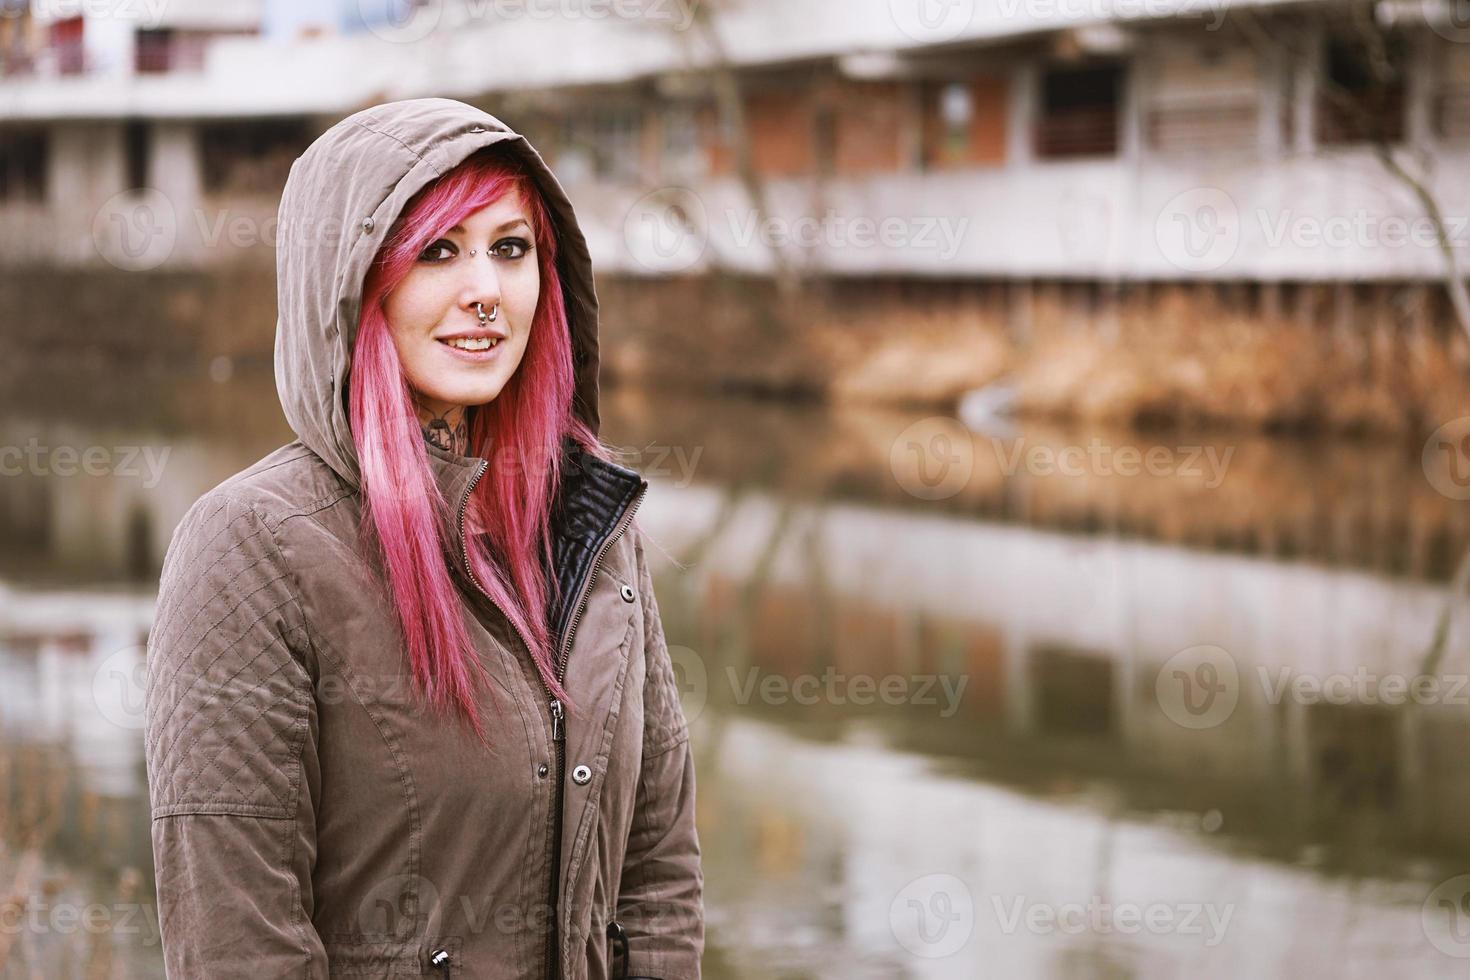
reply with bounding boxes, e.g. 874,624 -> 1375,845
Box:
474,302 -> 499,324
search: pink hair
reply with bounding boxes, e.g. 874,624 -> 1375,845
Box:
349,146 -> 609,746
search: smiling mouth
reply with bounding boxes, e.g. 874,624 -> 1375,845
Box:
439,337 -> 501,351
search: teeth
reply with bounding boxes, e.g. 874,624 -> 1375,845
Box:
444,336 -> 497,351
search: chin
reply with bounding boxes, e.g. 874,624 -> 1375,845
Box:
439,382 -> 507,409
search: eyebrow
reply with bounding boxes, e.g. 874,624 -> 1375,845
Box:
447,218 -> 530,235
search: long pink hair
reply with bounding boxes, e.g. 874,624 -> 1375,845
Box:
348,146 -> 609,745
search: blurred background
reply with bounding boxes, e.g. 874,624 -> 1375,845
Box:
4,0 -> 1470,976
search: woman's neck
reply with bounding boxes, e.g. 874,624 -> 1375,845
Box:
421,403 -> 471,456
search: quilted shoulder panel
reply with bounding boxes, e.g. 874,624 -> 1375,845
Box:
144,491 -> 315,819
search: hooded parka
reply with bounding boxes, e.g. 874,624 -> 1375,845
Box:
143,98 -> 704,980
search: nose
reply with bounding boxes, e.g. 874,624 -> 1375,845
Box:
458,252 -> 503,320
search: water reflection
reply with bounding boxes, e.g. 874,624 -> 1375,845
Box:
3,365 -> 1469,978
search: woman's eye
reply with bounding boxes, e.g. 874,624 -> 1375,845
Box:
418,240 -> 456,263
492,238 -> 532,260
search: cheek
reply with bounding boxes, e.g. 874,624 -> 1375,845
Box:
382,280 -> 434,339
510,265 -> 541,316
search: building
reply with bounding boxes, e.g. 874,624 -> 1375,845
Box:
3,0 -> 1467,428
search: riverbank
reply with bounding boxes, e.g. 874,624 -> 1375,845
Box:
6,269 -> 1468,437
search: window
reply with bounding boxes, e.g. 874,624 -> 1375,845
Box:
198,119 -> 312,196
49,15 -> 83,75
920,76 -> 1008,170
135,28 -> 173,74
0,126 -> 48,202
660,103 -> 705,181
558,106 -> 644,182
1317,36 -> 1405,146
1036,63 -> 1123,159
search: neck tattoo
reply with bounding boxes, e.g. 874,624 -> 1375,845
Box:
422,406 -> 470,455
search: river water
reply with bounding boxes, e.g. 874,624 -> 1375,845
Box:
3,363 -> 1469,979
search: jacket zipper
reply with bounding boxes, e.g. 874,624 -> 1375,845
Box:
429,948 -> 452,978
543,482 -> 646,980
457,462 -> 647,980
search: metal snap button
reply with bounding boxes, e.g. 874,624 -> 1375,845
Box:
361,216 -> 375,233
537,763 -> 549,778
619,584 -> 636,603
571,764 -> 592,785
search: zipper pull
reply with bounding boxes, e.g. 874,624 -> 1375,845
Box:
550,698 -> 565,743
429,948 -> 451,977
607,920 -> 629,980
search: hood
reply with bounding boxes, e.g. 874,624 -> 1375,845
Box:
272,97 -> 604,490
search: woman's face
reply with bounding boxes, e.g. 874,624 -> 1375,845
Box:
382,188 -> 539,424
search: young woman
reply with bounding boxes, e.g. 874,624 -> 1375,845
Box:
143,98 -> 703,980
